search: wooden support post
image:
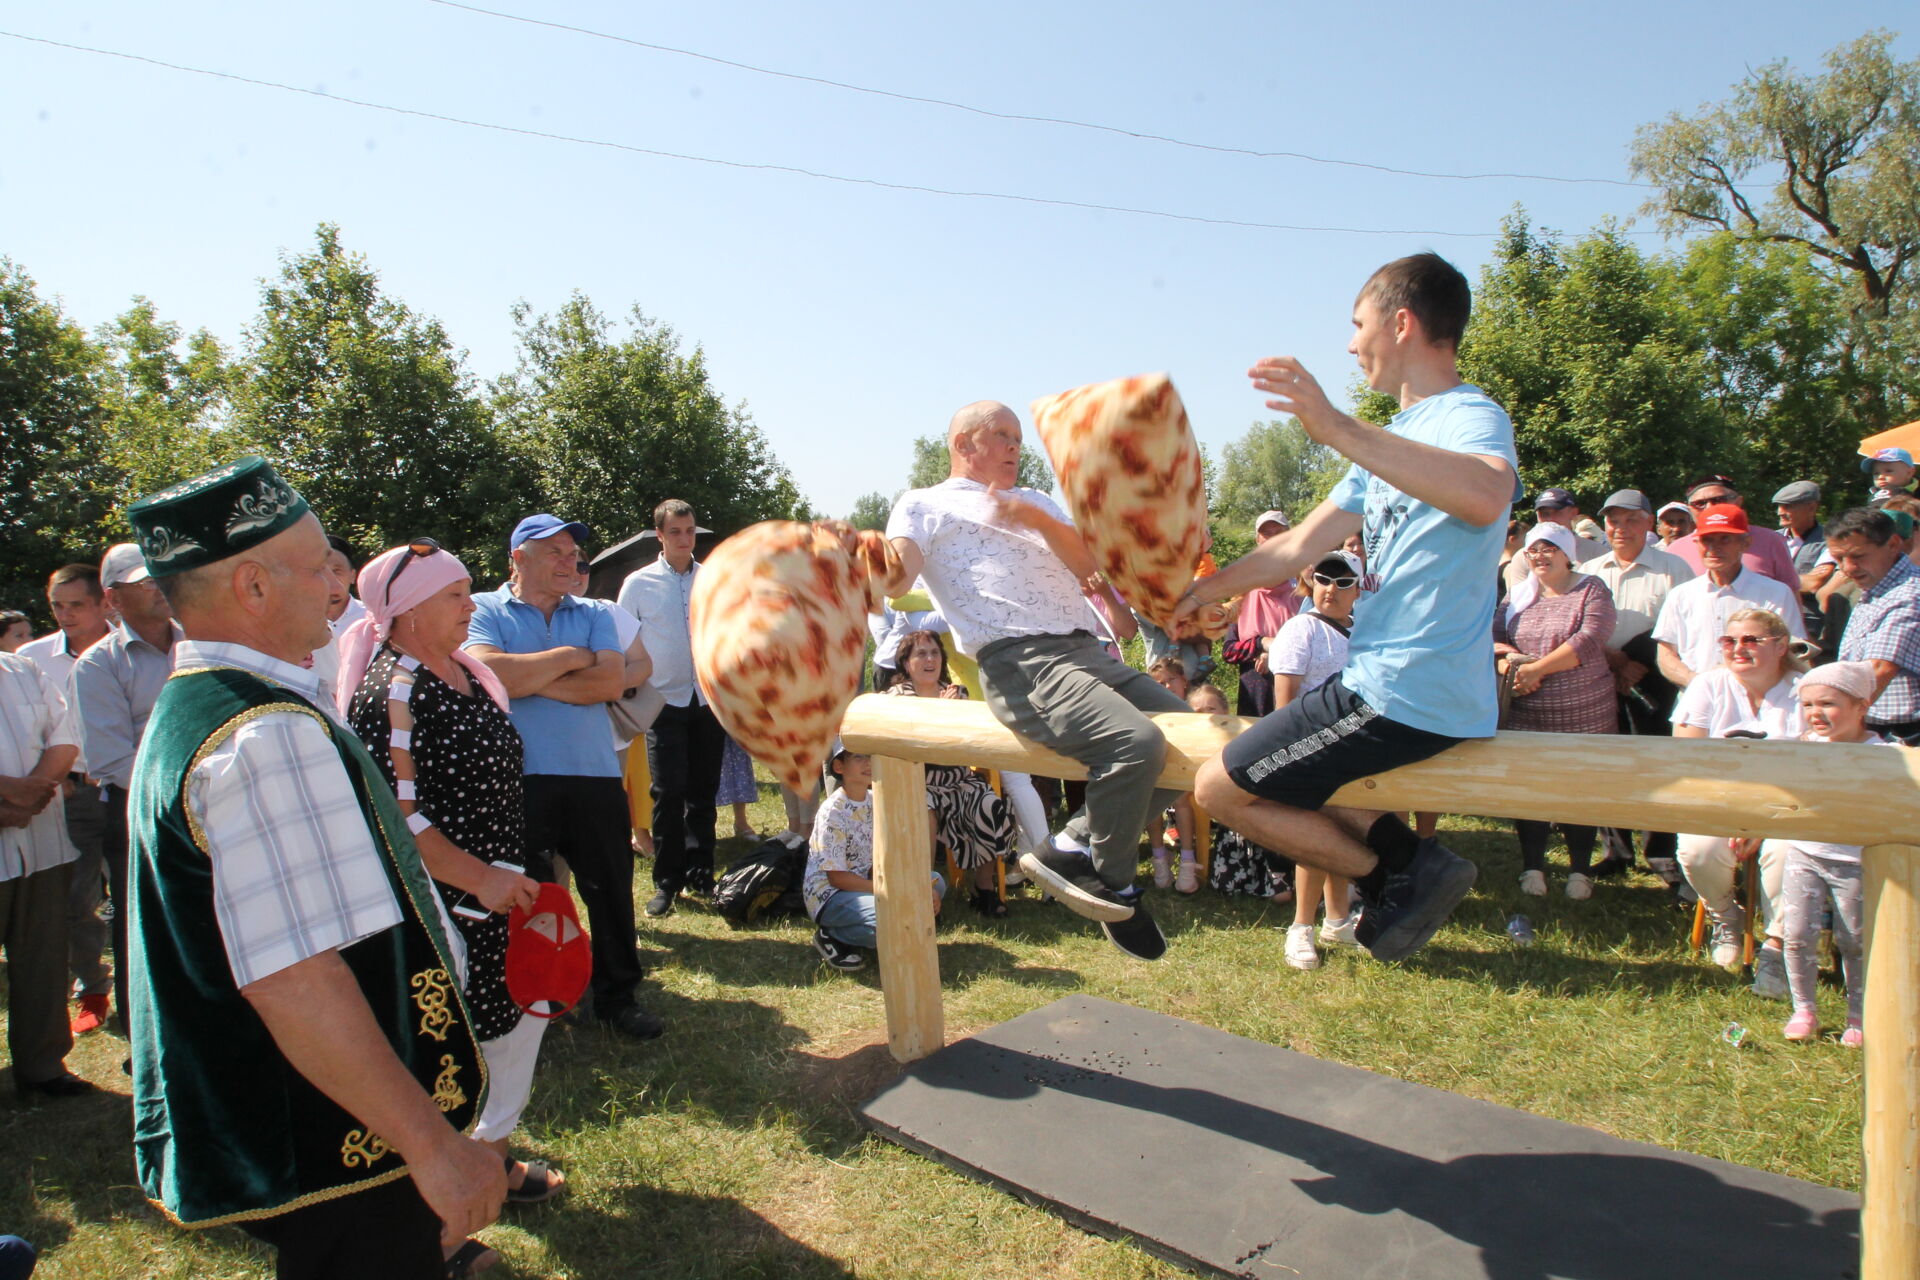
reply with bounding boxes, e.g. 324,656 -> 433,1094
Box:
872,755 -> 944,1063
1861,843 -> 1920,1280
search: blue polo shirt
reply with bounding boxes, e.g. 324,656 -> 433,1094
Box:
464,586 -> 623,777
1329,383 -> 1520,738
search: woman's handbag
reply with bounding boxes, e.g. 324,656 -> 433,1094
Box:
607,681 -> 666,740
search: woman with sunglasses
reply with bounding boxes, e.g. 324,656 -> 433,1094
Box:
1272,551 -> 1365,968
335,541 -> 564,1270
1670,607 -> 1806,988
1493,524 -> 1618,899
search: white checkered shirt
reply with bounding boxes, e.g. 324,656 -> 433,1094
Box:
0,653 -> 80,881
174,641 -> 403,988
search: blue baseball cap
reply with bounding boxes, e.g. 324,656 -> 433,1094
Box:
1862,447 -> 1914,473
509,514 -> 590,552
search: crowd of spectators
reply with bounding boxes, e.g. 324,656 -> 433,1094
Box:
3,421 -> 1914,1273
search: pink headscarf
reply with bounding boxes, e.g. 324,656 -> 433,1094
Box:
334,544 -> 512,717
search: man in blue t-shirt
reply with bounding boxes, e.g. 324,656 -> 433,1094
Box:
1176,253 -> 1520,963
466,513 -> 663,1040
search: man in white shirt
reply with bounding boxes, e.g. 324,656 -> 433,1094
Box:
18,563 -> 114,1034
0,651 -> 88,1097
618,499 -> 727,918
884,400 -> 1187,960
1652,505 -> 1806,688
1578,490 -> 1695,880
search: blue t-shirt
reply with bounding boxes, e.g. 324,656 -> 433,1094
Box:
1328,384 -> 1519,737
464,586 -> 624,777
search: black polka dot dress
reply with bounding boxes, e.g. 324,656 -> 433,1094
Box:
350,644 -> 527,1042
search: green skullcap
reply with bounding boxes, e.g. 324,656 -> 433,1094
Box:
126,456 -> 312,578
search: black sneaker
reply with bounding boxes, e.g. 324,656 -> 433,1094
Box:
812,928 -> 867,971
644,889 -> 675,918
1100,888 -> 1167,960
1017,846 -> 1134,923
1353,838 -> 1478,963
597,1004 -> 666,1040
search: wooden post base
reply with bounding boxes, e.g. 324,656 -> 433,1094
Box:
1862,842 -> 1920,1280
872,756 -> 943,1063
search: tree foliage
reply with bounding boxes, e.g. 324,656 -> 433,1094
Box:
1214,418 -> 1345,530
228,226 -> 520,577
495,292 -> 810,558
94,298 -> 234,535
0,258 -> 115,612
848,490 -> 895,531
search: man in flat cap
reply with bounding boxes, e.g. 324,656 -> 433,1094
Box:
124,458 -> 502,1278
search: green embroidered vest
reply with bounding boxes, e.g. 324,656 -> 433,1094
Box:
127,666 -> 486,1227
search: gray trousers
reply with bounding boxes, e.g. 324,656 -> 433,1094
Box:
1,860 -> 75,1082
1780,848 -> 1864,1023
63,784 -> 109,997
977,632 -> 1188,889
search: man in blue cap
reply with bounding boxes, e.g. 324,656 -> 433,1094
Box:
465,514 -> 664,1041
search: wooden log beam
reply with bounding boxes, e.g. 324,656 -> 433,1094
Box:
1862,843 -> 1920,1280
839,693 -> 1920,847
871,756 -> 943,1063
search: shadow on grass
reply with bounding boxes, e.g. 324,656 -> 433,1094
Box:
518,1184 -> 857,1280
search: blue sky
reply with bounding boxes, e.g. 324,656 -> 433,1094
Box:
2,1 -> 1910,526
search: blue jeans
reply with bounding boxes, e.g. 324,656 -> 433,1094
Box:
815,874 -> 946,949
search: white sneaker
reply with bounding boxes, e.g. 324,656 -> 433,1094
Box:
1284,923 -> 1321,970
1049,830 -> 1090,856
1564,872 -> 1593,901
1174,856 -> 1199,894
1318,914 -> 1359,948
1519,869 -> 1547,896
1151,850 -> 1173,890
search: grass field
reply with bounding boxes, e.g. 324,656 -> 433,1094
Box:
1,788 -> 1865,1279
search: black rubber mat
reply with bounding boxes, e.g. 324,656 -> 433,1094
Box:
858,995 -> 1859,1279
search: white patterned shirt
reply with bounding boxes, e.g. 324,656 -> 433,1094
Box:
803,786 -> 874,919
886,478 -> 1087,657
0,653 -> 80,881
173,641 -> 406,988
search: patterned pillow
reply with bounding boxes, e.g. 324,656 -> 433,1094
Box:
1030,372 -> 1228,638
690,520 -> 899,793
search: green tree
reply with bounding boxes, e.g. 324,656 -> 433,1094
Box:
496,292 -> 810,552
229,225 -> 521,578
1458,215 -> 1736,509
1630,30 -> 1920,428
94,298 -> 233,531
1214,418 -> 1345,529
848,490 -> 896,531
906,434 -> 1053,490
0,257 -> 115,615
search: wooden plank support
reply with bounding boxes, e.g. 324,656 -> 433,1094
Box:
871,755 -> 943,1063
1862,843 -> 1920,1280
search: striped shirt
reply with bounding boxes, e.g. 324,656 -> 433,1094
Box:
173,641 -> 404,989
0,654 -> 80,881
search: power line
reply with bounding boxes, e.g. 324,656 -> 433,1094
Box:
2,28 -> 1551,237
427,0 -> 1650,190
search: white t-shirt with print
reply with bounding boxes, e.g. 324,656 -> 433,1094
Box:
803,786 -> 874,919
886,478 -> 1087,657
1267,610 -> 1350,699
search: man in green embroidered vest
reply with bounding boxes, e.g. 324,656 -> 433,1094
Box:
125,458 -> 505,1279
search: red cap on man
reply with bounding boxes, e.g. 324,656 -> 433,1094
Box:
1694,504 -> 1749,536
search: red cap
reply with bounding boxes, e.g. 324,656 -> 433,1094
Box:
504,883 -> 592,1019
1694,504 -> 1749,536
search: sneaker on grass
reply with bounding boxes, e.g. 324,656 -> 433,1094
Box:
812,929 -> 866,971
1017,846 -> 1135,923
1284,923 -> 1321,970
1353,838 -> 1478,963
1707,905 -> 1746,969
1317,915 -> 1359,948
1751,944 -> 1789,1000
1099,887 -> 1166,960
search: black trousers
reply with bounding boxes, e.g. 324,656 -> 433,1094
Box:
523,774 -> 644,1016
646,701 -> 726,893
240,1175 -> 443,1280
1617,635 -> 1679,861
99,784 -> 132,1035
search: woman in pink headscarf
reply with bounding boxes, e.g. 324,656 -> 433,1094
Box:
336,540 -> 564,1258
